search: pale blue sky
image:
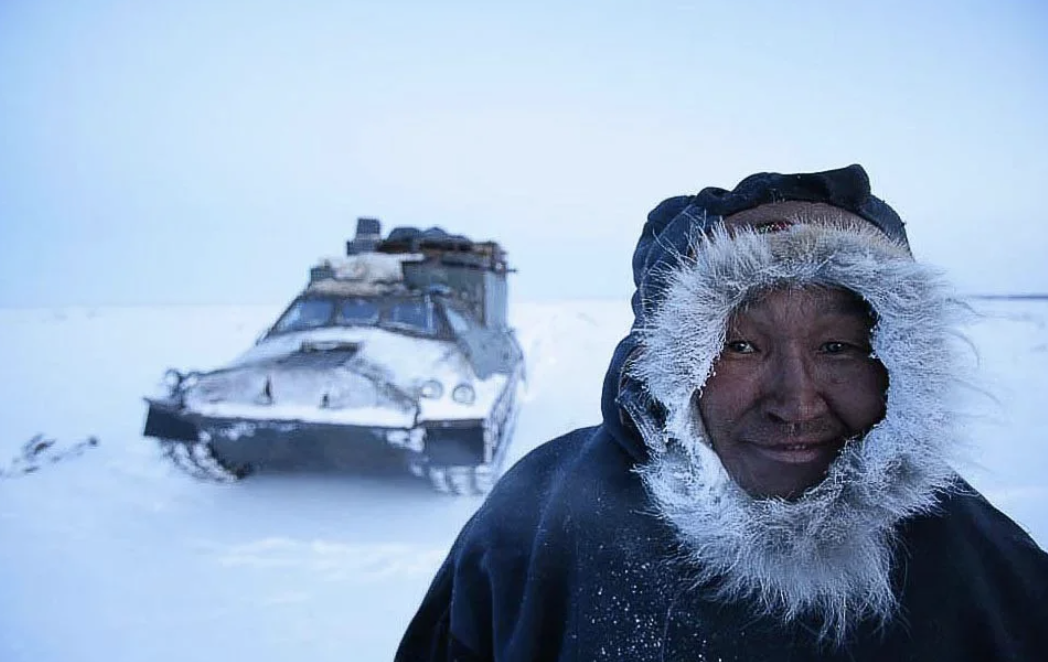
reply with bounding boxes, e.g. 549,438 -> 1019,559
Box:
2,0 -> 1046,307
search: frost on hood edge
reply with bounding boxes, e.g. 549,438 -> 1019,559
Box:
629,222 -> 967,643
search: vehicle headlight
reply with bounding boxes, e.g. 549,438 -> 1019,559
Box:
419,379 -> 444,399
452,384 -> 475,405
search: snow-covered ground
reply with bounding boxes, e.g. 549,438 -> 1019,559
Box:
1,299 -> 1046,661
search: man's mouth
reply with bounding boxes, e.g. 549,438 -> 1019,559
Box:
751,439 -> 842,465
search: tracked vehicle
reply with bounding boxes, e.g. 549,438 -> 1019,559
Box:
143,218 -> 524,495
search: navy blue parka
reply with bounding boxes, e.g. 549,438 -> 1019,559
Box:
395,167 -> 1048,661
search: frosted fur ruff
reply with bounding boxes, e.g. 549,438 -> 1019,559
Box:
630,222 -> 966,643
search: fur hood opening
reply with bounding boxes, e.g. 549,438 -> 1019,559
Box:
628,222 -> 969,643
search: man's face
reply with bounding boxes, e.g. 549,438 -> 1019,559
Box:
698,285 -> 888,499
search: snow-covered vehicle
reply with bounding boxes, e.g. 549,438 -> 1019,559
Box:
143,218 -> 524,495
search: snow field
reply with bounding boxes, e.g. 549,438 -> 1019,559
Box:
0,299 -> 1045,661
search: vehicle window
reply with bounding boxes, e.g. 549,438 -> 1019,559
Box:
337,299 -> 379,325
443,305 -> 474,334
386,300 -> 436,334
273,299 -> 335,333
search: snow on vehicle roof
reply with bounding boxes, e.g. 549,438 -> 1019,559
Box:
306,253 -> 424,296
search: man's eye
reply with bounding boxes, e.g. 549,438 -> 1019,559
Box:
821,341 -> 864,355
726,340 -> 756,354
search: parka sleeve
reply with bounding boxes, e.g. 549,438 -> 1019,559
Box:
395,548 -> 491,662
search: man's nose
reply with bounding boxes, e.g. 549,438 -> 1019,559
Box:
763,349 -> 828,424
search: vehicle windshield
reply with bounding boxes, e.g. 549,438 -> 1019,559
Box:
337,299 -> 380,325
385,299 -> 436,334
272,299 -> 335,333
271,297 -> 439,335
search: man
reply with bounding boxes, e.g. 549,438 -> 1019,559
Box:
396,165 -> 1048,660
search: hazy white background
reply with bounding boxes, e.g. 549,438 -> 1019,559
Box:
2,4 -> 1048,660
2,0 -> 1047,308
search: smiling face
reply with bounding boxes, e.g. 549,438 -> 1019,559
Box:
697,286 -> 889,499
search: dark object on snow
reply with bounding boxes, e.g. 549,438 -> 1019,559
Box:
0,434 -> 101,478
143,218 -> 524,495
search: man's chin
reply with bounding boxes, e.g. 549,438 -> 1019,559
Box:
638,442 -> 901,643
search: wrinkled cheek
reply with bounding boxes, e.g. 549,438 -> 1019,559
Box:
694,366 -> 751,432
695,397 -> 734,451
859,363 -> 890,428
825,361 -> 889,432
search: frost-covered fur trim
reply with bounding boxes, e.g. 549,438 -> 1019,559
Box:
631,222 -> 966,643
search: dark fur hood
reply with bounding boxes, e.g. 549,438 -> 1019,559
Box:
600,166 -> 970,641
